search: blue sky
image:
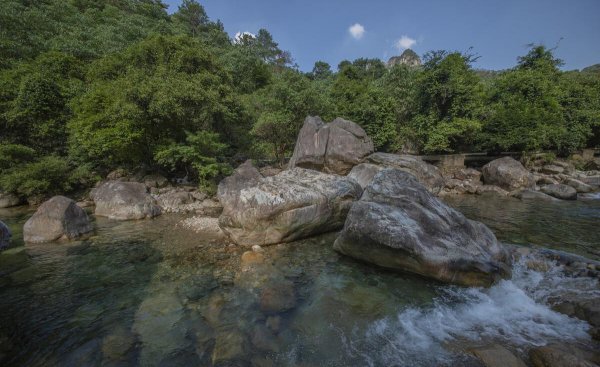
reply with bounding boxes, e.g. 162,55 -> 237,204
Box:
164,0 -> 600,72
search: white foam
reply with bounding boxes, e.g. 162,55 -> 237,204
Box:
357,257 -> 595,366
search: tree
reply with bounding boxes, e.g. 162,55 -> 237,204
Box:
310,61 -> 332,80
68,35 -> 247,176
173,0 -> 209,37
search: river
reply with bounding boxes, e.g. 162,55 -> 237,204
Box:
0,193 -> 598,366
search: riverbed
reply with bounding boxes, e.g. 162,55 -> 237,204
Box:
0,193 -> 598,366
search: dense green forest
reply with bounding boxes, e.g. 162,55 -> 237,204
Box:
1,0 -> 599,200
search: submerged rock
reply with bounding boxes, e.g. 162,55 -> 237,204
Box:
91,181 -> 161,220
218,162 -> 362,246
23,196 -> 93,243
333,169 -> 511,287
363,153 -> 445,194
512,189 -> 558,201
289,116 -> 374,175
469,344 -> 527,367
529,343 -> 600,367
540,184 -> 577,200
0,220 -> 10,250
482,157 -> 535,191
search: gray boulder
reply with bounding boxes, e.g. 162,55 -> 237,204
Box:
541,184 -> 578,200
0,220 -> 10,250
363,153 -> 445,194
333,169 -> 511,287
563,178 -> 593,193
23,196 -> 93,243
91,181 -> 161,220
289,116 -> 374,175
0,192 -> 21,208
218,162 -> 362,246
482,157 -> 535,191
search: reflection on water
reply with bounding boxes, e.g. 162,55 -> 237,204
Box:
444,193 -> 600,260
0,197 -> 598,366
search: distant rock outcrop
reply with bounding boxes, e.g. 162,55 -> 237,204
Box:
387,49 -> 421,68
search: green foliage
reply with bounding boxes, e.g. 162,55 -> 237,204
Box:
68,34 -> 247,170
154,130 -> 230,189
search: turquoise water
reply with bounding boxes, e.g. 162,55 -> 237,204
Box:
0,194 -> 598,366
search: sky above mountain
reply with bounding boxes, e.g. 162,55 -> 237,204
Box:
164,0 -> 600,72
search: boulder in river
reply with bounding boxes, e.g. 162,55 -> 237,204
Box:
218,162 -> 362,246
333,169 -> 511,287
512,189 -> 558,201
540,184 -> 577,200
563,178 -> 593,193
0,220 -> 11,250
529,343 -> 600,367
482,157 -> 535,191
289,116 -> 374,175
362,153 -> 445,194
91,181 -> 161,220
23,196 -> 93,243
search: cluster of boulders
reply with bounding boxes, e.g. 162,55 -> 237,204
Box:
216,116 -> 513,287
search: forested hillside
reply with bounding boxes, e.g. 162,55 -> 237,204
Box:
1,0 -> 599,201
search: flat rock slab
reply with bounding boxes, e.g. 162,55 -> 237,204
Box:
334,169 -> 511,287
218,163 -> 362,246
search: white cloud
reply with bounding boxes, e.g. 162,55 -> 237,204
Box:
234,31 -> 256,44
395,35 -> 417,50
348,23 -> 365,40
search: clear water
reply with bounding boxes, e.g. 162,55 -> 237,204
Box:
0,194 -> 598,367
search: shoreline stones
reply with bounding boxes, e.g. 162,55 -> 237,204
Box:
540,184 -> 577,200
91,181 -> 161,220
23,196 -> 93,243
333,169 -> 511,287
289,116 -> 374,175
0,220 -> 10,250
218,161 -> 362,246
0,192 -> 22,208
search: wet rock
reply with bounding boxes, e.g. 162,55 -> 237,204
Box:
102,327 -> 135,362
218,162 -> 362,246
469,344 -> 527,367
178,274 -> 219,302
265,316 -> 281,333
364,153 -> 445,194
91,181 -> 161,220
540,184 -> 577,200
23,196 -> 94,243
512,189 -> 558,201
250,325 -> 279,352
241,251 -> 265,269
333,169 -> 512,287
549,294 -> 600,331
289,116 -> 374,175
563,178 -> 593,193
259,279 -> 297,314
482,157 -> 535,191
212,331 -> 249,366
0,192 -> 22,208
0,220 -> 10,251
529,343 -> 600,367
541,165 -> 564,175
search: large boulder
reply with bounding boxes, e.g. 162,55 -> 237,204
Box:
218,162 -> 363,246
91,181 -> 161,220
482,157 -> 535,191
563,178 -> 593,193
362,153 -> 445,194
0,220 -> 10,250
23,196 -> 93,243
333,169 -> 511,287
289,116 -> 374,175
540,184 -> 577,200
